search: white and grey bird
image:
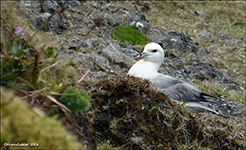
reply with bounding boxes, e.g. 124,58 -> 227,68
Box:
128,42 -> 226,115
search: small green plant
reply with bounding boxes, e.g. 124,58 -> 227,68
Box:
97,140 -> 119,150
112,24 -> 149,45
1,41 -> 29,82
60,87 -> 91,115
1,37 -> 57,90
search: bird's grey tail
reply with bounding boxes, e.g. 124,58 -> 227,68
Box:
199,92 -> 228,108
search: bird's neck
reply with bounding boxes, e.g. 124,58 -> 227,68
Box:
128,60 -> 161,79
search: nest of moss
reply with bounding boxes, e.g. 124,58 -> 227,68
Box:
76,75 -> 245,149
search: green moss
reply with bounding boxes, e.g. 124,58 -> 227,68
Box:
97,140 -> 120,150
1,87 -> 82,149
60,87 -> 91,115
112,24 -> 149,45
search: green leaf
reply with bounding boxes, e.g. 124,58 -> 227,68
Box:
52,85 -> 69,92
17,76 -> 37,90
12,41 -> 19,54
15,49 -> 29,58
12,59 -> 20,69
15,50 -> 25,58
1,72 -> 20,81
22,49 -> 29,53
5,42 -> 12,52
157,143 -> 163,148
44,47 -> 55,57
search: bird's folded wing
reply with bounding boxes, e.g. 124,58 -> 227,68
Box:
151,74 -> 202,102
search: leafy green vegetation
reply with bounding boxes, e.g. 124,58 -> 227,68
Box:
1,39 -> 57,90
97,140 -> 120,150
1,2 -> 90,148
112,24 -> 149,45
60,87 -> 91,115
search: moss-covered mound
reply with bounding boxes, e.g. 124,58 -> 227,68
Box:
1,87 -> 82,149
112,24 -> 149,45
87,75 -> 171,149
81,75 -> 245,149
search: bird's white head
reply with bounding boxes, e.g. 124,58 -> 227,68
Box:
128,42 -> 165,79
136,42 -> 165,66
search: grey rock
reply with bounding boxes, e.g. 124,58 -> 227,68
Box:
121,48 -> 140,58
97,39 -> 135,73
183,62 -> 237,89
105,13 -> 122,26
20,0 -> 41,12
73,52 -> 112,72
197,29 -> 214,43
68,45 -> 78,50
32,13 -> 67,34
217,31 -> 238,45
32,12 -> 67,33
84,39 -> 95,49
89,71 -> 109,79
194,7 -> 210,19
32,12 -> 52,31
147,29 -> 200,52
130,21 -> 137,26
64,0 -> 82,9
40,0 -> 61,14
22,0 -> 83,34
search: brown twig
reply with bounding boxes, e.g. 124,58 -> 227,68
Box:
78,69 -> 91,83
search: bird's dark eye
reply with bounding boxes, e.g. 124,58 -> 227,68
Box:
152,49 -> 157,53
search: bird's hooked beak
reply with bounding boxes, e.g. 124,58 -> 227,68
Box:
135,52 -> 148,61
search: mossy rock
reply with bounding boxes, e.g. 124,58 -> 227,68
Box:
1,87 -> 82,149
112,24 -> 149,45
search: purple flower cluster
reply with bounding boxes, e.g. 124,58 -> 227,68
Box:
15,26 -> 25,39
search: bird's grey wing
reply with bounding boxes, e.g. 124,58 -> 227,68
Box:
151,74 -> 228,116
150,74 -> 203,102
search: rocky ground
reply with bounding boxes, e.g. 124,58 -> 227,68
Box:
1,0 -> 245,149
22,0 -> 245,114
